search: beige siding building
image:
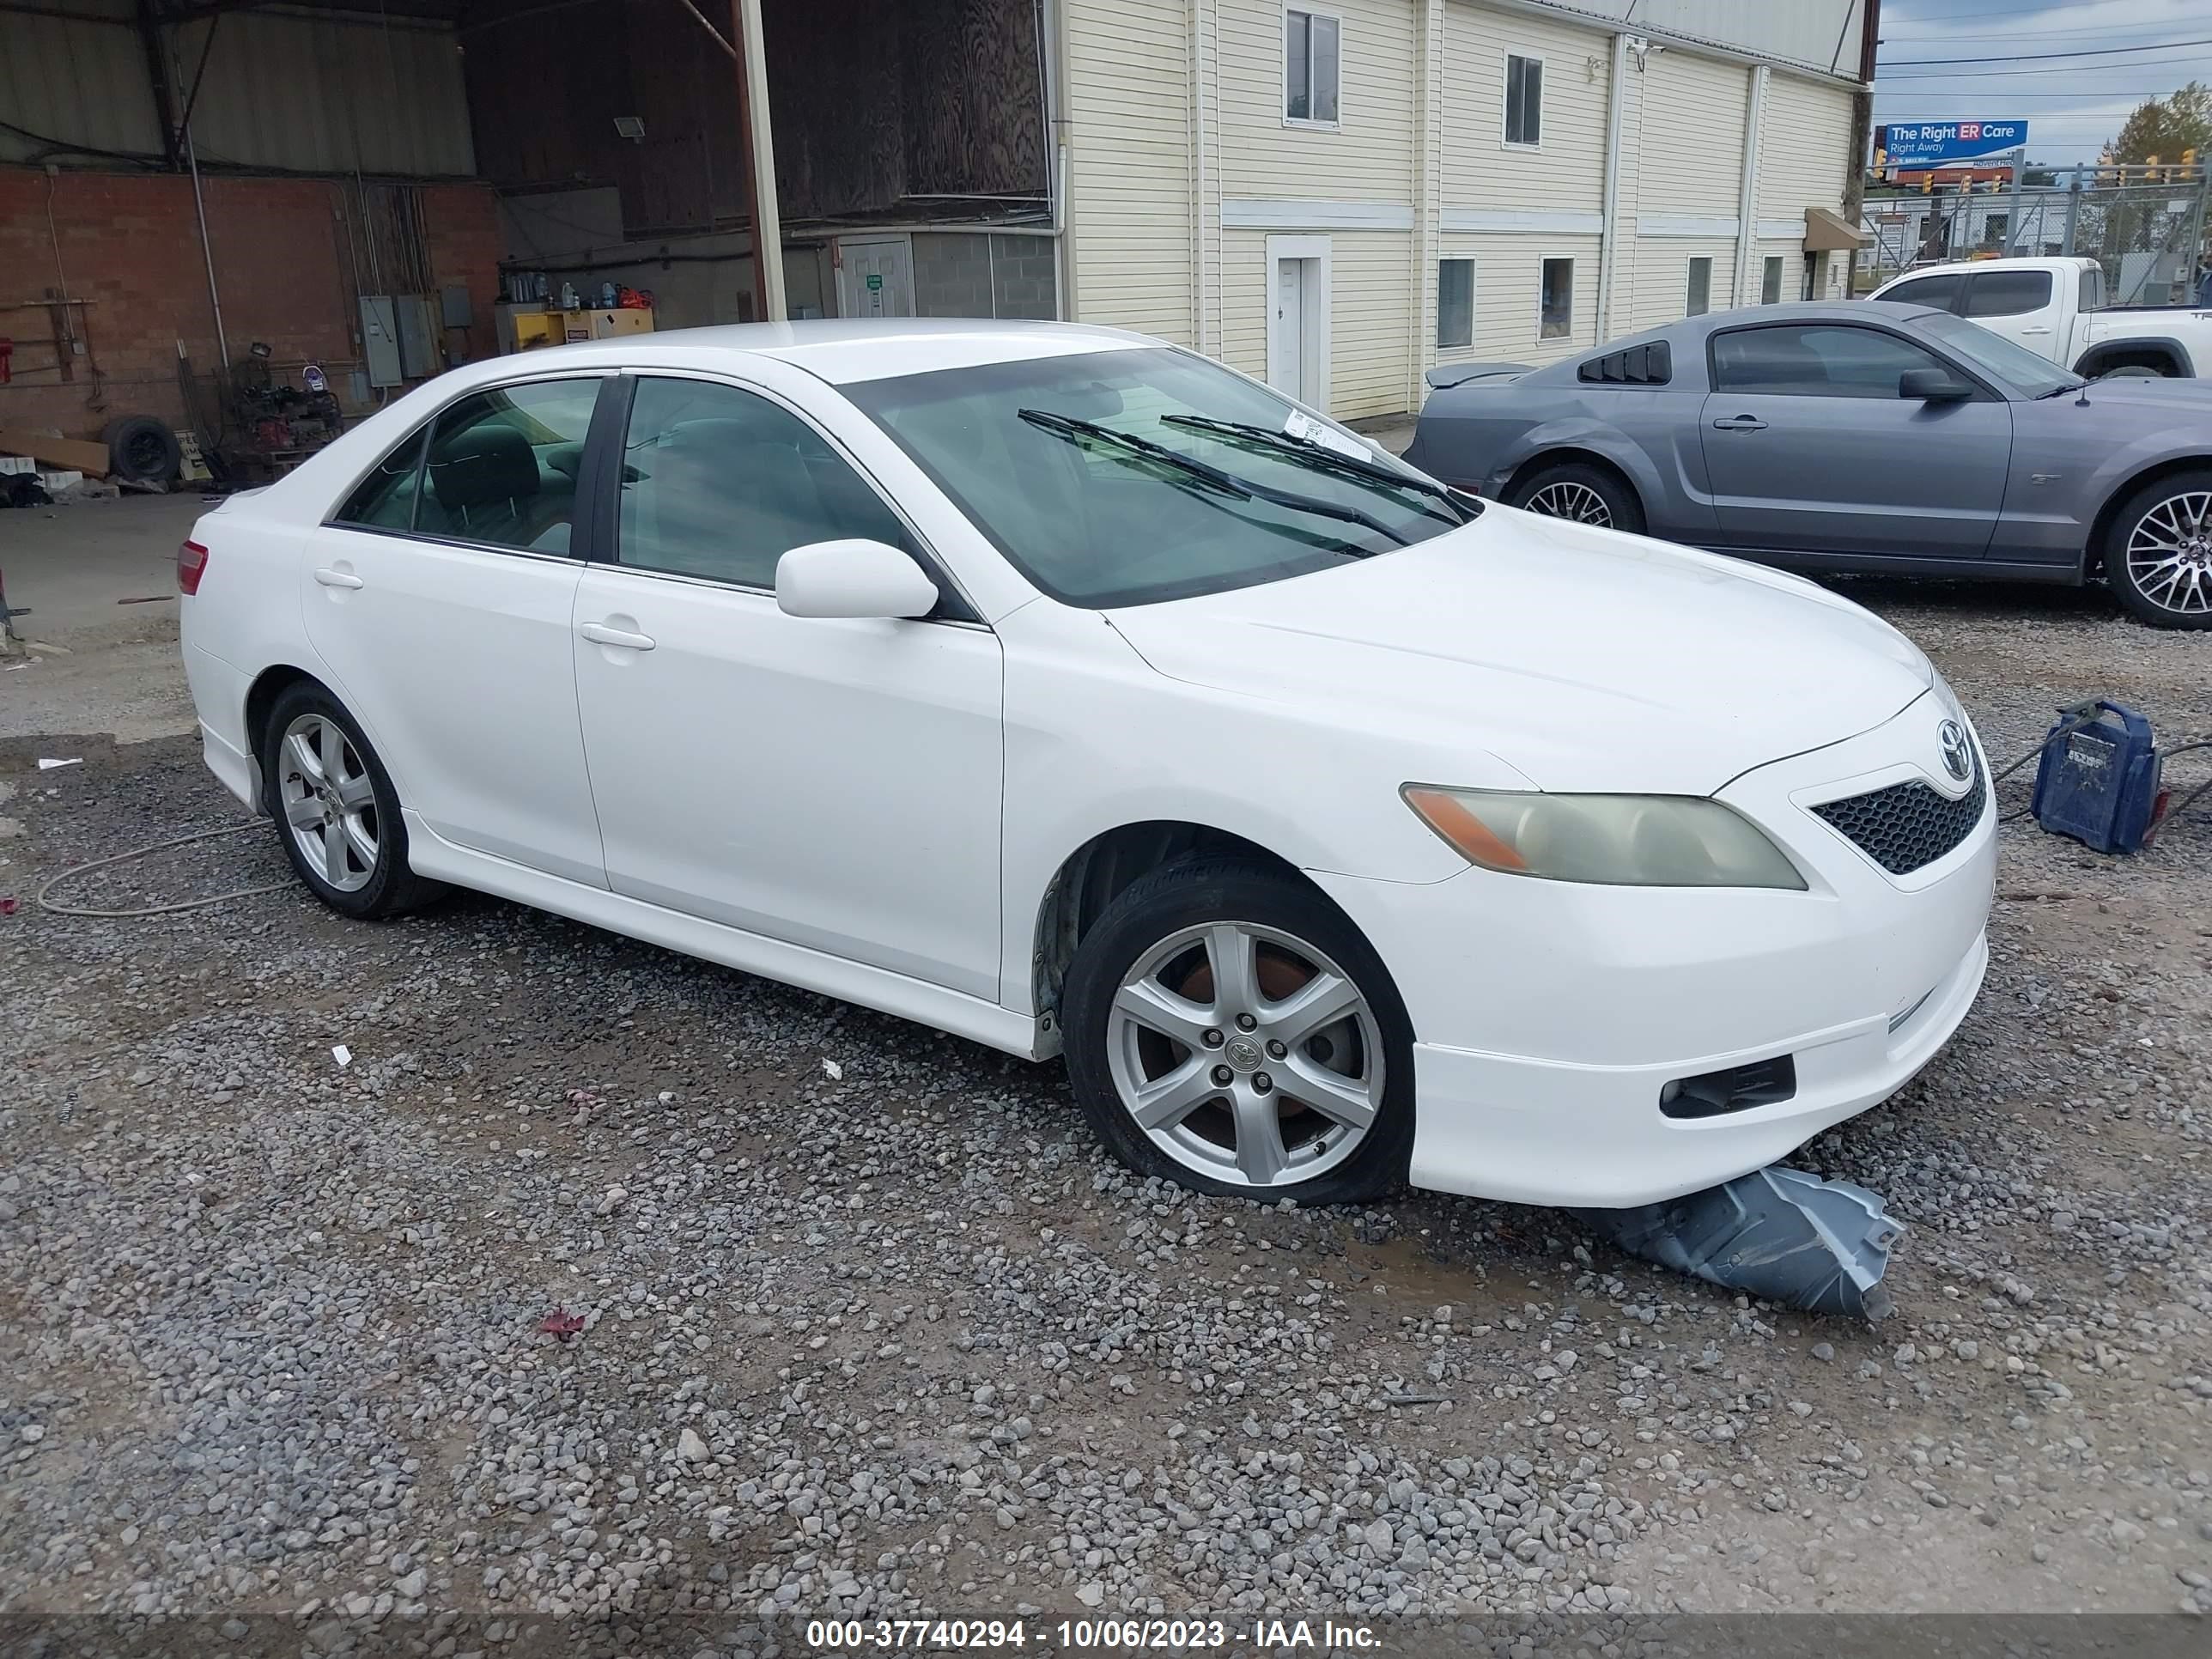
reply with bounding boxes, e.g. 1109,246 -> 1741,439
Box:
1057,0 -> 1873,420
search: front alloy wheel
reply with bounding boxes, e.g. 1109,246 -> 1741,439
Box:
2107,471 -> 2212,629
1108,921 -> 1383,1190
1062,859 -> 1413,1205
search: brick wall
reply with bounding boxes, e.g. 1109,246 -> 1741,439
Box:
0,166 -> 501,446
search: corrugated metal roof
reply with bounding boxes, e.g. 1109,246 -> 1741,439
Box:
0,6 -> 473,175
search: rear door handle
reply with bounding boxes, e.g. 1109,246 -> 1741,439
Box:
1711,416 -> 1768,431
313,567 -> 364,589
580,621 -> 656,651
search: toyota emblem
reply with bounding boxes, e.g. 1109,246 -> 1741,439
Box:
1937,719 -> 1971,783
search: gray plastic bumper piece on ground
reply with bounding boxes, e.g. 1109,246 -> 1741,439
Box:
1574,1167 -> 1905,1322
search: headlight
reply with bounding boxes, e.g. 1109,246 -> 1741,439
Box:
1402,786 -> 1807,890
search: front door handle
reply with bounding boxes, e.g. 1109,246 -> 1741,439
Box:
313,567 -> 364,589
1711,416 -> 1769,431
580,621 -> 656,652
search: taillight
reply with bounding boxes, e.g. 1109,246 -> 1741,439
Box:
178,539 -> 209,596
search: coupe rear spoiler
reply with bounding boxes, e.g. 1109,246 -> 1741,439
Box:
1424,362 -> 1532,390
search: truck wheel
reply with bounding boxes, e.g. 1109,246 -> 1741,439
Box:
2097,365 -> 2163,380
2106,469 -> 2212,629
101,415 -> 181,486
1510,460 -> 1646,535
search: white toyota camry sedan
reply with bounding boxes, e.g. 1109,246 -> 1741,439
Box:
179,319 -> 1994,1210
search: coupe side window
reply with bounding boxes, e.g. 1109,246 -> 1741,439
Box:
333,426 -> 429,530
1711,325 -> 1956,399
413,379 -> 603,553
616,377 -> 914,590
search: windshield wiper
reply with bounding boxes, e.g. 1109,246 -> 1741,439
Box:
2033,380 -> 2087,399
1018,410 -> 1410,547
1160,414 -> 1477,526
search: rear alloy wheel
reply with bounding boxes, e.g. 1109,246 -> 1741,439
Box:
1062,860 -> 1413,1205
1511,460 -> 1645,535
260,682 -> 444,917
2106,471 -> 2212,629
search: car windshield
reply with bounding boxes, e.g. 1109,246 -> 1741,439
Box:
1910,312 -> 2083,398
844,346 -> 1474,608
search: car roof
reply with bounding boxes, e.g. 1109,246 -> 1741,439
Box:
1572,300 -> 1948,360
489,318 -> 1163,386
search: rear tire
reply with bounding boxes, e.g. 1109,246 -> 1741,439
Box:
2104,469 -> 2212,629
259,682 -> 446,917
1061,859 -> 1414,1206
1510,459 -> 1646,535
100,414 -> 181,486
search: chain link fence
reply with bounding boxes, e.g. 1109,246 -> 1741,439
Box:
1861,165 -> 2209,304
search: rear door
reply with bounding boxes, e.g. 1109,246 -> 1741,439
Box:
1699,321 -> 2012,559
300,374 -> 611,886
1959,266 -> 2059,356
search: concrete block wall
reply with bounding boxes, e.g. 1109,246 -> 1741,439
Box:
0,167 -> 501,444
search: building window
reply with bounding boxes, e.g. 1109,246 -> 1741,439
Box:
1504,55 -> 1543,147
1760,255 -> 1784,305
1437,259 -> 1474,349
1285,10 -> 1340,125
1686,256 -> 1713,317
1982,213 -> 2009,246
1540,257 -> 1573,339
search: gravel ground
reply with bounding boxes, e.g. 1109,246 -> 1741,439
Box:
2,577 -> 2209,1651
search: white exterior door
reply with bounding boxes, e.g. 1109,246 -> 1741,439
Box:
1270,259 -> 1306,398
1264,235 -> 1331,410
839,239 -> 915,319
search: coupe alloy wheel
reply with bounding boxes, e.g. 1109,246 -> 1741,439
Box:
2124,489 -> 2212,617
1104,921 -> 1383,1191
277,712 -> 381,893
1525,480 -> 1613,526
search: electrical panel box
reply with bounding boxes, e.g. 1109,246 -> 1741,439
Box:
358,296 -> 402,387
394,295 -> 439,379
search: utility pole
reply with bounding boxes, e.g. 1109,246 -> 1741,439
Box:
2002,146 -> 2026,254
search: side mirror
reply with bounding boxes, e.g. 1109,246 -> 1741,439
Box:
1899,368 -> 1975,402
775,538 -> 940,620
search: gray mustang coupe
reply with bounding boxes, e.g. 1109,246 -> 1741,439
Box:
1401,301 -> 2212,628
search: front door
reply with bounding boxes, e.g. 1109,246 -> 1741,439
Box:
300,374 -> 610,886
839,239 -> 915,319
1699,321 -> 2013,559
568,373 -> 1005,999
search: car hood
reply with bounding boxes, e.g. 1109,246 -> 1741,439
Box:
1105,508 -> 1934,795
2061,376 -> 2212,414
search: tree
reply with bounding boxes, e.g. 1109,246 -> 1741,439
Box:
2106,82 -> 2212,164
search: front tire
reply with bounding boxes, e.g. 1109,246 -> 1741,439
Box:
260,682 -> 444,917
1510,459 -> 1646,535
2105,470 -> 2212,629
1061,860 -> 1414,1206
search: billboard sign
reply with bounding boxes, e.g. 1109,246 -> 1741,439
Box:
1876,119 -> 2028,169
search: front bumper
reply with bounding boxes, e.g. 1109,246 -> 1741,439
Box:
1310,691 -> 1996,1208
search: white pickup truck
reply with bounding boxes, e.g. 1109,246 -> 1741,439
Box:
1869,255 -> 2212,379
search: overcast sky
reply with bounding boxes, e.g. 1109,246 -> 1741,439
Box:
1875,0 -> 2209,165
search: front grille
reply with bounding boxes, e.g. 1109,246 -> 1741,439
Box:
1812,758 -> 1986,876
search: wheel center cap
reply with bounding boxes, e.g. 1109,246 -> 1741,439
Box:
1223,1035 -> 1264,1073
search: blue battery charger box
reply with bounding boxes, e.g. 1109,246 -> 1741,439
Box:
2029,701 -> 2162,854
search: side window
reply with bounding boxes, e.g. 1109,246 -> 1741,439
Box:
1437,258 -> 1474,349
1760,255 -> 1784,306
1711,325 -> 1954,398
2079,266 -> 2106,312
617,377 -> 914,589
1881,272 -> 1963,313
1504,54 -> 1543,147
333,425 -> 429,530
1685,256 -> 1712,317
1963,269 -> 2051,317
415,379 -> 602,553
1285,9 -> 1340,125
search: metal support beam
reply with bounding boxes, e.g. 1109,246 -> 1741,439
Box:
135,0 -> 182,169
729,0 -> 786,323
